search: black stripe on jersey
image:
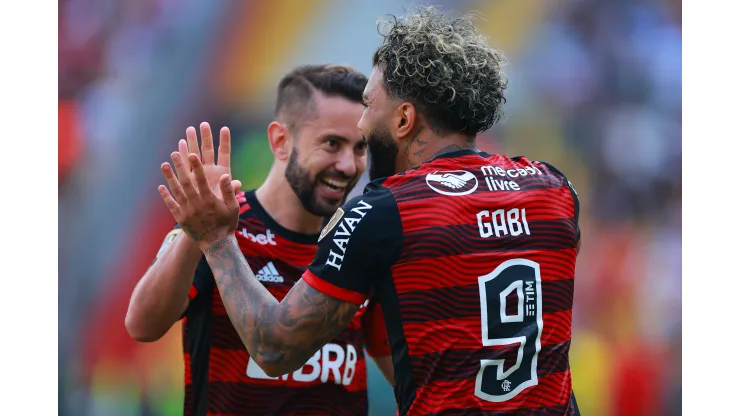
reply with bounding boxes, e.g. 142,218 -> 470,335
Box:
397,279 -> 574,323
377,267 -> 417,416
424,396 -> 579,416
409,340 -> 571,383
398,220 -> 578,264
209,313 -> 245,350
206,382 -> 368,415
184,260 -> 215,416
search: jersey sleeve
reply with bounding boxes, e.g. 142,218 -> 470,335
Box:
302,182 -> 403,304
536,161 -> 581,242
362,297 -> 391,357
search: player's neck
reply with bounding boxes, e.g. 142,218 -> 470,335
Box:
255,174 -> 324,236
407,131 -> 478,169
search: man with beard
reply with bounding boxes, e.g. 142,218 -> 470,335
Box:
156,7 -> 582,416
125,64 -> 393,416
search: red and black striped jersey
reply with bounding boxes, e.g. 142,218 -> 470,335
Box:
304,150 -> 581,415
177,190 -> 390,416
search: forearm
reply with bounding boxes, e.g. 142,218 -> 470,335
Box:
125,235 -> 202,341
204,236 -> 353,377
202,236 -> 292,371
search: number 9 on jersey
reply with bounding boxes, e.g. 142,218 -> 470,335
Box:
475,259 -> 544,402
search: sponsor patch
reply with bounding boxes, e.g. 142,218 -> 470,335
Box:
319,208 -> 344,242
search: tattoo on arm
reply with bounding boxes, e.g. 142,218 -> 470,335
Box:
180,222 -> 204,241
203,236 -> 359,374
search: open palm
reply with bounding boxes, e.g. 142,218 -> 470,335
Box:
182,122 -> 238,199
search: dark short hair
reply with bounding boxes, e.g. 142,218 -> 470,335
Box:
275,64 -> 368,129
372,6 -> 508,136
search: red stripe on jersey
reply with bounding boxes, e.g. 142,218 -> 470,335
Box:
239,202 -> 251,215
188,285 -> 198,301
234,230 -> 318,267
391,251 -> 577,294
362,302 -> 391,357
400,314 -> 572,357
208,348 -> 251,383
303,270 -> 366,304
184,352 -> 192,385
211,288 -> 227,316
407,370 -> 572,415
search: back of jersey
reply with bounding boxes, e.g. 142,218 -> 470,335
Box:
383,150 -> 580,415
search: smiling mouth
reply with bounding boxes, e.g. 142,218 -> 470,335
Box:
320,177 -> 349,193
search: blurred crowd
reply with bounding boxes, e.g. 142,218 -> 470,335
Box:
59,0 -> 681,415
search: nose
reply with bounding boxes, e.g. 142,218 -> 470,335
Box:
357,112 -> 367,134
334,149 -> 358,179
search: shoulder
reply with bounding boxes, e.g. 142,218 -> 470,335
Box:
513,158 -> 575,190
319,181 -> 398,244
515,157 -> 580,221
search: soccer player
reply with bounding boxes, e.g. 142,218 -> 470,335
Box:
157,7 -> 581,416
126,65 -> 393,416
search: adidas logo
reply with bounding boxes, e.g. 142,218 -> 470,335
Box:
256,262 -> 284,283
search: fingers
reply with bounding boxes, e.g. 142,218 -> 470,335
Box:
200,122 -> 215,165
161,162 -> 187,204
177,139 -> 192,173
185,127 -> 201,160
217,126 -> 231,168
158,184 -> 182,217
189,153 -> 214,199
231,179 -> 242,193
172,151 -> 199,199
220,174 -> 239,211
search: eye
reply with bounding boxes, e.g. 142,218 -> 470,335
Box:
326,139 -> 338,148
361,102 -> 369,109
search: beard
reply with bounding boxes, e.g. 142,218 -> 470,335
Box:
285,149 -> 355,217
366,126 -> 399,181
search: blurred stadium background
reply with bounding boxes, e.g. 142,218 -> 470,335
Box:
58,0 -> 681,415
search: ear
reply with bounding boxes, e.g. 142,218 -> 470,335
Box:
267,121 -> 291,161
394,102 -> 418,139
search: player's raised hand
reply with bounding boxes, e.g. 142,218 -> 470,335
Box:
183,122 -> 238,199
159,152 -> 240,250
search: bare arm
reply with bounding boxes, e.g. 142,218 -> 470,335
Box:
203,236 -> 359,377
127,123 -> 234,342
125,232 -> 201,342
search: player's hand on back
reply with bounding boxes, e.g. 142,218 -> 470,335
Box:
183,122 -> 239,199
158,151 -> 240,251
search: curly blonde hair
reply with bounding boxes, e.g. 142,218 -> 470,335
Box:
372,6 -> 508,136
